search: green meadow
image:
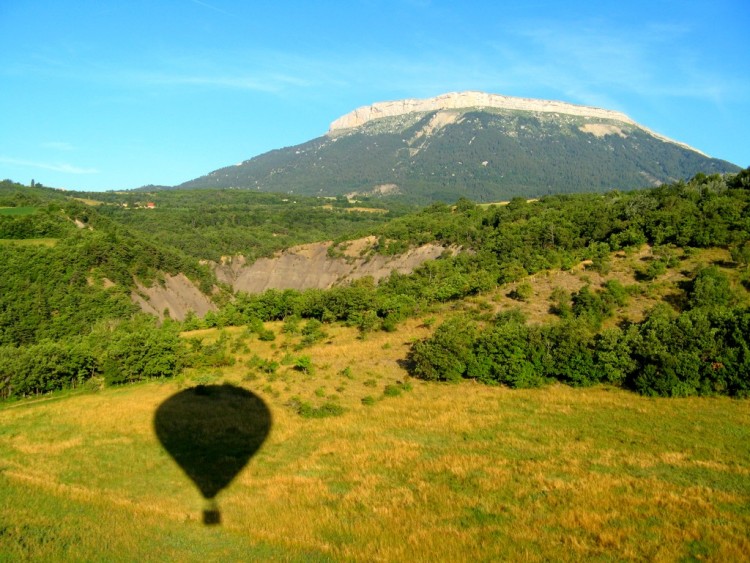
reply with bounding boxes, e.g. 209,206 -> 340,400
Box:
0,206 -> 38,216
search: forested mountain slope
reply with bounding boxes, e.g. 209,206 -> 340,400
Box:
179,92 -> 740,203
84,188 -> 409,262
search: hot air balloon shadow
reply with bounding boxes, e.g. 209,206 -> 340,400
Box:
154,384 -> 271,525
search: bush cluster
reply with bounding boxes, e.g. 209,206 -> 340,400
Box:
410,268 -> 750,397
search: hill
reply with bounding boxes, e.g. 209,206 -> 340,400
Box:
4,168 -> 750,400
178,91 -> 740,202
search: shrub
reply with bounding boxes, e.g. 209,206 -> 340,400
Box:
186,332 -> 235,368
258,329 -> 276,341
282,315 -> 301,335
642,259 -> 667,280
293,356 -> 314,374
288,397 -> 345,418
299,319 -> 327,347
549,287 -> 572,317
687,266 -> 732,310
383,384 -> 402,397
509,282 -> 533,302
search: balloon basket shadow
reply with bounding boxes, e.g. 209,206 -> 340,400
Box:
203,499 -> 221,525
203,511 -> 221,525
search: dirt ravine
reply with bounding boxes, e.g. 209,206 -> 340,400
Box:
131,273 -> 217,321
132,237 -> 454,318
215,237 -> 453,293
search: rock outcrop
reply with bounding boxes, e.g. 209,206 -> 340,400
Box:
129,239 -> 456,319
329,91 -> 636,132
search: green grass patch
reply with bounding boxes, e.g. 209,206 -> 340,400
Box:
287,396 -> 345,418
0,206 -> 37,216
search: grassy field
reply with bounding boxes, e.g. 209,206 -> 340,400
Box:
0,206 -> 37,216
1,319 -> 749,561
0,238 -> 57,247
72,197 -> 105,206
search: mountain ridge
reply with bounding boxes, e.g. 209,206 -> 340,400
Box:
330,91 -> 633,128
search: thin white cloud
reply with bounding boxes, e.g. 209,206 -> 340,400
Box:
41,141 -> 75,151
489,18 -> 739,105
0,156 -> 98,174
189,0 -> 231,16
5,14 -> 742,110
127,70 -> 310,92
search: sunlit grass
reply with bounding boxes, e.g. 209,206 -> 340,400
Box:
72,197 -> 105,206
1,317 -> 749,560
0,238 -> 58,247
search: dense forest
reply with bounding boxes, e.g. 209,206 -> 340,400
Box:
1,168 -> 749,399
84,188 -> 411,262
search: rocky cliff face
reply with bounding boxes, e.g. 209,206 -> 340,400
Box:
329,91 -> 636,131
129,238 -> 454,318
131,274 -> 217,320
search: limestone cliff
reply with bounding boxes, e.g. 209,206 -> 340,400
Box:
329,91 -> 636,131
328,90 -> 702,155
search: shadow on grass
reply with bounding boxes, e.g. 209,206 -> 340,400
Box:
154,384 -> 271,525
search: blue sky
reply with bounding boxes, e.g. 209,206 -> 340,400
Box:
1,0 -> 748,191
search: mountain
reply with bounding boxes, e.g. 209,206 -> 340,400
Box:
178,92 -> 741,203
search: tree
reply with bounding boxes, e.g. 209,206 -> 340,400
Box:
101,320 -> 184,385
410,316 -> 478,382
469,315 -> 542,387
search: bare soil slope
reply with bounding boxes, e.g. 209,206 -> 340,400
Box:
132,274 -> 217,321
131,237 -> 453,318
214,236 -> 452,293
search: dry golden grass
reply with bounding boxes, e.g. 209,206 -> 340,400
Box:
0,237 -> 58,247
481,245 -> 746,326
1,314 -> 749,561
2,246 -> 749,560
72,197 -> 105,206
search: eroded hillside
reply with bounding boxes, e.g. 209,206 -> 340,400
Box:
214,236 -> 453,293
